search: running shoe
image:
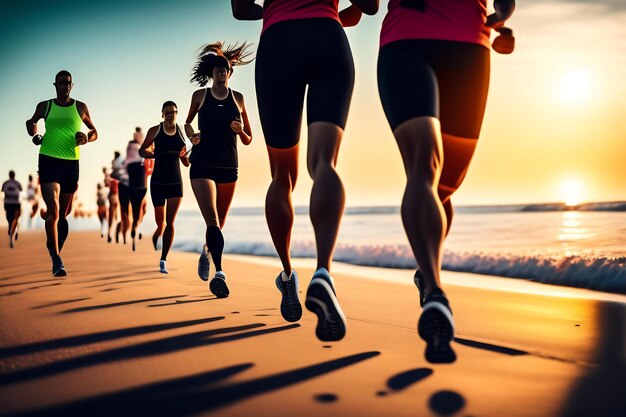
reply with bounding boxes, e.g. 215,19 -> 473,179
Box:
159,259 -> 168,274
275,270 -> 302,322
417,290 -> 456,363
52,255 -> 67,277
305,268 -> 346,341
198,245 -> 210,281
209,271 -> 229,298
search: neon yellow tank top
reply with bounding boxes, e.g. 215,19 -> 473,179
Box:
40,100 -> 82,160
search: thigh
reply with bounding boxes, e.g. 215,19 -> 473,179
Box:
377,40 -> 439,133
191,178 -> 219,226
255,21 -> 306,149
306,19 -> 355,129
40,182 -> 60,213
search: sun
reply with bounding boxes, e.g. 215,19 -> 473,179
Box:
558,180 -> 585,207
558,69 -> 591,104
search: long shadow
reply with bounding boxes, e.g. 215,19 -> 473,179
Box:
0,323 -> 300,386
429,390 -> 466,416
31,298 -> 91,310
0,279 -> 60,288
559,301 -> 626,417
59,295 -> 188,313
387,368 -> 433,391
78,270 -> 158,284
454,337 -> 528,356
0,317 -> 224,359
85,277 -> 161,289
26,283 -> 62,290
147,298 -> 217,307
9,352 -> 379,416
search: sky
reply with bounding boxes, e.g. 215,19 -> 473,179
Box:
1,0 -> 625,211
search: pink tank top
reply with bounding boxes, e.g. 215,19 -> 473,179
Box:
262,0 -> 340,33
380,0 -> 491,49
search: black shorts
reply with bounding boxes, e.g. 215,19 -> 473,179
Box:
150,182 -> 182,207
256,18 -> 355,149
4,203 -> 20,225
38,154 -> 79,194
189,165 -> 238,183
129,187 -> 147,219
377,39 -> 490,137
118,183 -> 130,212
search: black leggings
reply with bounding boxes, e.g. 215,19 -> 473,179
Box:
377,39 -> 490,137
255,18 -> 355,149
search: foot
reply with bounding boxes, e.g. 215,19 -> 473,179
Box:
152,233 -> 159,251
417,290 -> 456,364
138,233 -> 142,240
414,270 -> 425,307
14,232 -> 18,241
159,259 -> 168,274
198,244 -> 210,281
305,268 -> 346,341
9,236 -> 14,249
275,270 -> 302,322
107,235 -> 112,243
132,238 -> 136,252
209,271 -> 229,298
52,255 -> 67,277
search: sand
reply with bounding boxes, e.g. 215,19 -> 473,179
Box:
0,229 -> 625,417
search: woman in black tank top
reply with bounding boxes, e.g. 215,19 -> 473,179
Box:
140,101 -> 190,274
184,42 -> 253,297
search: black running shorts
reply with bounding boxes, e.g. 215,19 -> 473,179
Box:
189,165 -> 238,184
150,182 -> 182,207
256,18 -> 355,149
38,154 -> 79,194
377,39 -> 490,137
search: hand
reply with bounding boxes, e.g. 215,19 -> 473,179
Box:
492,27 -> 515,54
189,132 -> 201,145
75,131 -> 88,146
486,0 -> 515,29
32,134 -> 43,146
179,146 -> 189,158
231,120 -> 243,134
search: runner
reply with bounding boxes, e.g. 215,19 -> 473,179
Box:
25,70 -> 98,276
376,0 -> 515,362
96,182 -> 107,237
140,101 -> 189,273
2,171 -> 22,248
26,174 -> 40,228
232,0 -> 378,339
184,41 -> 253,298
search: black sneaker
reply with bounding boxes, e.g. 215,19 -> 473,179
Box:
198,245 -> 210,281
305,268 -> 346,342
418,290 -> 456,363
52,255 -> 67,277
275,270 -> 302,322
209,271 -> 229,299
414,270 -> 425,307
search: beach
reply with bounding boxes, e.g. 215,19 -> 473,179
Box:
1,229 -> 625,417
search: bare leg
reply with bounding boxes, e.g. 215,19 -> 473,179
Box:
307,122 -> 345,272
394,116 -> 446,297
40,183 -> 61,256
191,179 -> 222,270
265,145 -> 299,276
161,197 -> 181,261
216,182 -> 237,228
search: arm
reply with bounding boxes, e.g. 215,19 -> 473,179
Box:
232,92 -> 252,146
231,0 -> 263,20
139,126 -> 158,159
77,101 -> 98,144
185,89 -> 203,145
486,0 -> 515,28
339,5 -> 363,27
26,101 -> 47,143
179,146 -> 190,167
349,0 -> 379,15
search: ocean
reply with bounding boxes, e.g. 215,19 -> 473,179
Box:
169,202 -> 626,294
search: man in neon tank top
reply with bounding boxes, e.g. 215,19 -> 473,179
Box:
232,0 -> 379,342
25,70 -> 98,277
374,0 -> 515,363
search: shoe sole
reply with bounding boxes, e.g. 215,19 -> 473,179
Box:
198,252 -> 210,282
53,268 -> 67,277
418,302 -> 456,364
276,277 -> 302,322
210,278 -> 229,298
305,278 -> 346,342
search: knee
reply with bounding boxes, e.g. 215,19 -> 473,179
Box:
307,159 -> 335,180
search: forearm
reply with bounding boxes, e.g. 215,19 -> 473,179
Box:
238,130 -> 252,145
26,120 -> 37,136
87,129 -> 98,142
184,123 -> 196,137
139,149 -> 155,159
349,0 -> 378,15
232,0 -> 263,20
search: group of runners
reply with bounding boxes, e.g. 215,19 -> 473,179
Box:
11,0 -> 515,364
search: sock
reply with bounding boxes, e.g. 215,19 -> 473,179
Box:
206,226 -> 224,272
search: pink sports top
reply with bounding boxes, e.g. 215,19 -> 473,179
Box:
262,0 -> 340,33
380,0 -> 491,49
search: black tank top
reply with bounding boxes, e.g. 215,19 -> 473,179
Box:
192,88 -> 241,169
151,123 -> 186,185
127,162 -> 147,190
